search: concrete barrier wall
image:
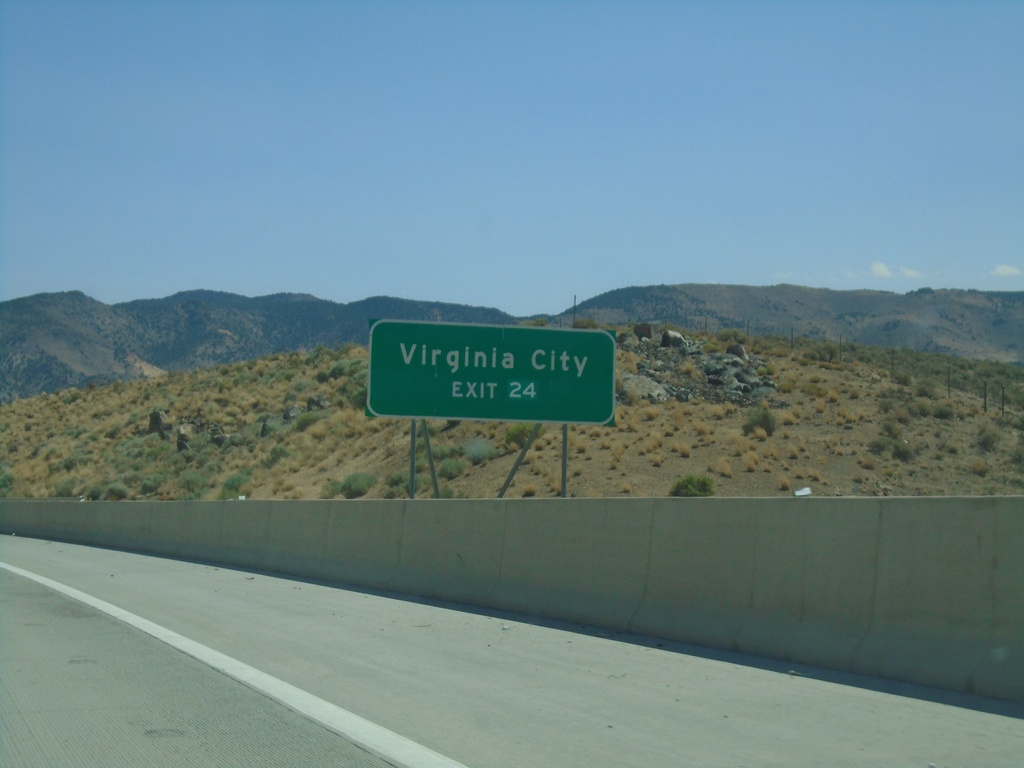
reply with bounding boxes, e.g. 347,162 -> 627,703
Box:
1,496 -> 1021,702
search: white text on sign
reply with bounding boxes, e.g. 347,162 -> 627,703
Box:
400,342 -> 588,377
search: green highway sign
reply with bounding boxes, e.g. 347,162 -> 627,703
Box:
367,320 -> 616,424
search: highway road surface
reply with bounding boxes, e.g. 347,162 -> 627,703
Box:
2,534 -> 1023,767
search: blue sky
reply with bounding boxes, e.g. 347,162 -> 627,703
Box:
2,0 -> 1021,316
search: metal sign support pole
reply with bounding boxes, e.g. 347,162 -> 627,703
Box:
421,419 -> 440,498
498,424 -> 542,498
561,423 -> 569,497
408,419 -> 417,498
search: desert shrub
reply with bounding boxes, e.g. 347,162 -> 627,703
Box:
742,408 -> 777,437
437,458 -> 467,480
321,479 -> 345,499
910,400 -> 932,418
264,444 -> 289,468
53,477 -> 78,497
805,341 -> 839,363
52,453 -> 90,473
867,438 -> 890,456
104,482 -> 130,500
145,439 -> 174,461
139,475 -> 166,495
572,318 -> 599,329
338,472 -> 376,499
219,470 -> 251,500
881,419 -> 902,440
86,483 -> 105,501
891,442 -> 915,462
977,425 -> 1000,453
179,469 -> 209,498
293,410 -> 325,432
379,472 -> 410,498
669,474 -> 715,497
1010,436 -> 1024,467
322,358 -> 358,381
429,443 -> 463,461
465,438 -> 498,465
933,403 -> 955,420
333,359 -> 368,408
505,423 -> 540,449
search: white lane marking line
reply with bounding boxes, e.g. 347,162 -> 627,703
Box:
1,561 -> 468,768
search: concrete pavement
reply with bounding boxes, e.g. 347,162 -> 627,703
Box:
2,534 -> 1023,767
0,568 -> 399,768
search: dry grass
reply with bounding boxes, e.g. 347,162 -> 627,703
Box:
2,334 -> 1022,501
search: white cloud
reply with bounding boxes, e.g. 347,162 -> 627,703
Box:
991,264 -> 1022,277
900,267 -> 924,278
871,262 -> 893,278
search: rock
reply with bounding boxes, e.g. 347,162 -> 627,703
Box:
634,323 -> 653,341
661,330 -> 686,348
210,424 -> 228,447
306,394 -> 329,411
726,343 -> 748,360
148,410 -> 173,438
618,372 -> 669,403
283,405 -> 303,422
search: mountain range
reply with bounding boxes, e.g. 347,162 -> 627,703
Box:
2,284 -> 1022,403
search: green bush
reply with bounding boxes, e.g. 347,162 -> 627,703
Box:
219,470 -> 252,500
139,475 -> 166,495
0,470 -> 14,497
104,482 -> 130,500
978,425 -> 1000,453
867,438 -> 890,456
1011,435 -> 1024,467
891,442 -> 915,462
338,472 -> 377,499
669,475 -> 715,497
429,443 -> 464,461
293,410 -> 325,432
179,469 -> 209,498
505,423 -> 540,450
437,458 -> 467,480
741,408 -> 777,437
264,444 -> 289,468
53,477 -> 79,497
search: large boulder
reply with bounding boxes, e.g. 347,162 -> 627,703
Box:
661,330 -> 686,348
618,372 -> 669,403
148,410 -> 173,438
726,343 -> 748,360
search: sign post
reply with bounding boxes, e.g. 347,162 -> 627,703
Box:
368,320 -> 616,498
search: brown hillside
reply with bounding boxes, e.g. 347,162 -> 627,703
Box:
0,331 -> 1022,501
